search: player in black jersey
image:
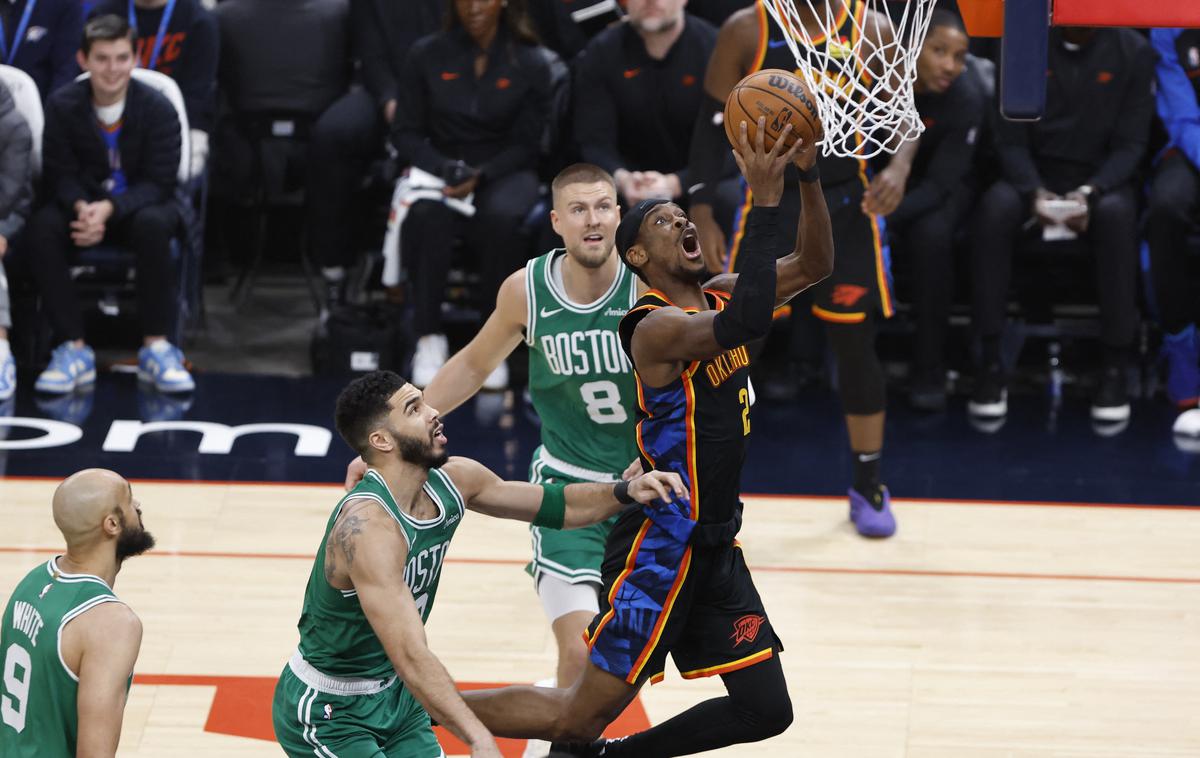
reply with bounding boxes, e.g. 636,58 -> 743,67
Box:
457,120 -> 833,757
689,0 -> 913,538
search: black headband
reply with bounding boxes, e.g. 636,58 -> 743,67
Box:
615,198 -> 670,266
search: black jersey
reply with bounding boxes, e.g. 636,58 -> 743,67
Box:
751,0 -> 869,187
619,288 -> 750,539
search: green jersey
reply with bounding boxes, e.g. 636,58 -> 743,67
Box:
296,467 -> 466,680
524,249 -> 640,478
0,557 -> 126,758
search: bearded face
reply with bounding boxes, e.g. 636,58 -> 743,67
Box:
115,507 -> 156,564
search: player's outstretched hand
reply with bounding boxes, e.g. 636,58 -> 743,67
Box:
731,117 -> 803,208
343,456 -> 368,491
628,470 -> 688,505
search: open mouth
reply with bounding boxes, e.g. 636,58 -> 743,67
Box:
432,422 -> 447,445
680,226 -> 701,260
583,231 -> 605,244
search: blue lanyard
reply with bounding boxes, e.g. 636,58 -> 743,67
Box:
0,0 -> 37,65
127,0 -> 177,71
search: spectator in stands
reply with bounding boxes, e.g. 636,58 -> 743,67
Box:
24,15 -> 192,396
394,0 -> 551,389
1148,28 -> 1200,411
888,9 -> 985,411
91,0 -> 219,177
573,0 -> 718,208
0,0 -> 82,99
0,80 -> 33,401
969,27 -> 1154,425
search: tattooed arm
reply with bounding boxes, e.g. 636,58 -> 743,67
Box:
327,499 -> 501,758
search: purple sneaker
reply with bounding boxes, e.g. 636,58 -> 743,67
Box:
849,486 -> 896,538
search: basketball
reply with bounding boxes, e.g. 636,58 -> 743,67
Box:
724,69 -> 822,152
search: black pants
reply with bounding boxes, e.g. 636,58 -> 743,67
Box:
307,89 -> 384,270
891,186 -> 974,379
404,170 -> 539,337
24,202 -> 177,341
1146,151 -> 1198,334
970,179 -> 1139,351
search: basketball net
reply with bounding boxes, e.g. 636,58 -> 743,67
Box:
762,0 -> 937,159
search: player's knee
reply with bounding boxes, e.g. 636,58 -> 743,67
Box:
755,691 -> 794,738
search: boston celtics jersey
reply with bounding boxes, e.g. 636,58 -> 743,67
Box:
0,558 -> 125,758
524,249 -> 640,477
296,467 -> 466,680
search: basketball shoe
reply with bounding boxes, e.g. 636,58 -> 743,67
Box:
1091,365 -> 1130,422
849,485 -> 896,538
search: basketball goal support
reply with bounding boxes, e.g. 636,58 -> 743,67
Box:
960,0 -> 1200,120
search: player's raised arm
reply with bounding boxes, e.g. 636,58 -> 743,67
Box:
424,269 -> 528,415
626,119 -> 802,368
445,457 -> 685,527
774,141 -> 836,304
73,603 -> 142,758
339,499 -> 500,757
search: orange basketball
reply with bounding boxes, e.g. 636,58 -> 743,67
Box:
724,69 -> 822,153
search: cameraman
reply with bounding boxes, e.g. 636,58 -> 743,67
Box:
391,0 -> 551,387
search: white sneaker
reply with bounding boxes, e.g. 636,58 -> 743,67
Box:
482,361 -> 508,391
411,334 -> 448,388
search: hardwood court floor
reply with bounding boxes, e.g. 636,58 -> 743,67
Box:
2,478 -> 1198,757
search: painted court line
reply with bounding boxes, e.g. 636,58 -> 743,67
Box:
1,546 -> 1196,585
2,475 -> 1198,510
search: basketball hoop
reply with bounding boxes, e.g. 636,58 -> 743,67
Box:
762,0 -> 937,159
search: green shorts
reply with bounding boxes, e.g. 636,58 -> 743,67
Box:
527,446 -> 620,587
272,662 -> 444,758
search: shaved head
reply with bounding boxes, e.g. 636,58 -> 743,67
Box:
52,469 -> 153,562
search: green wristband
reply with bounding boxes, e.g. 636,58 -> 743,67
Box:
533,482 -> 567,529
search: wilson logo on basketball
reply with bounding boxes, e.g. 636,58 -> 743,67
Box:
731,614 -> 765,645
766,75 -> 818,120
831,284 -> 868,307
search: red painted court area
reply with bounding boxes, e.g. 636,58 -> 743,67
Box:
132,674 -> 651,757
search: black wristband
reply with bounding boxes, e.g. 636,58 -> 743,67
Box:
797,164 -> 820,183
613,480 -> 635,505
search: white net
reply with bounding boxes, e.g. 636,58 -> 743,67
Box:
761,0 -> 937,159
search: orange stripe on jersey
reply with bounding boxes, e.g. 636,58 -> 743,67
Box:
726,184 -> 755,274
649,671 -> 666,685
679,648 -> 774,680
628,545 -> 693,683
753,2 -> 770,70
633,373 -> 657,468
772,304 -> 793,321
587,519 -> 653,650
812,304 -> 866,323
869,213 -> 894,317
682,373 -> 700,521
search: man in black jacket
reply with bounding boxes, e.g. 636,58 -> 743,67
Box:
573,0 -> 723,209
969,27 -> 1155,425
23,15 -> 193,396
90,0 -> 219,176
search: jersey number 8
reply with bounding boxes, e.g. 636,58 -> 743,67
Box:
580,381 -> 628,425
